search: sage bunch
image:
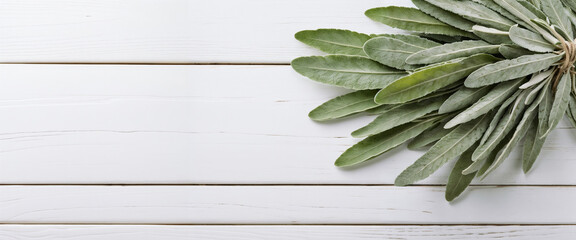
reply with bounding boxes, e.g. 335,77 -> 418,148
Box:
292,0 -> 576,201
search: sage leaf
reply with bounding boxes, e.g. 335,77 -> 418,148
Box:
493,0 -> 558,43
482,100 -> 537,177
445,144 -> 477,201
562,0 -> 576,13
295,29 -> 372,56
543,73 -> 571,136
412,0 -> 476,31
408,124 -> 452,149
477,132 -> 513,177
509,25 -> 556,53
366,104 -> 402,115
541,0 -> 573,39
445,79 -> 523,129
292,55 -> 407,90
472,91 -> 528,161
499,44 -> 535,59
472,25 -> 513,44
523,118 -> 546,173
464,53 -> 562,88
352,97 -> 445,138
309,90 -> 380,121
480,90 -> 522,145
335,117 -> 441,167
424,0 -> 515,31
439,86 -> 492,114
363,36 -> 440,70
365,7 -> 474,37
375,54 -> 498,104
538,81 -> 554,137
395,113 -> 492,186
406,40 -> 500,65
520,69 -> 554,89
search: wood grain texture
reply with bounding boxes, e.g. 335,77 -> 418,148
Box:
0,0 -> 411,63
0,64 -> 574,184
0,186 -> 575,224
1,225 -> 575,240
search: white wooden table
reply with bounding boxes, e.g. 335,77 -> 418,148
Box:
0,0 -> 575,239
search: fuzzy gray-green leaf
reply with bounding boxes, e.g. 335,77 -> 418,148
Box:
295,29 -> 372,56
365,7 -> 474,37
445,79 -> 523,129
395,113 -> 491,186
446,144 -> 477,201
523,118 -> 546,173
538,81 -> 553,137
424,0 -> 515,30
509,25 -> 556,53
408,124 -> 452,149
541,0 -> 573,39
543,73 -> 571,136
472,25 -> 513,44
406,40 -> 499,65
363,36 -> 439,70
412,0 -> 476,31
292,55 -> 407,90
499,44 -> 535,59
464,53 -> 562,88
309,90 -> 380,121
472,91 -> 527,161
439,86 -> 492,114
335,117 -> 441,167
352,97 -> 445,138
375,54 -> 498,104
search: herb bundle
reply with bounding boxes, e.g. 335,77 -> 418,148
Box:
292,0 -> 576,201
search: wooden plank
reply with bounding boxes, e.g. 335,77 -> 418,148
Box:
0,64 -> 574,184
0,0 -> 411,63
1,225 -> 575,240
0,186 -> 575,224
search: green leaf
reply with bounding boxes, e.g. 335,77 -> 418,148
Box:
439,86 -> 492,114
472,25 -> 513,44
411,0 -> 476,31
335,117 -> 441,167
423,0 -> 515,30
295,29 -> 372,56
308,90 -> 380,121
366,104 -> 402,115
562,0 -> 576,13
498,44 -> 535,59
543,73 -> 571,136
464,53 -> 562,88
481,98 -> 537,177
479,91 -> 521,147
406,40 -> 500,65
538,81 -> 554,137
520,69 -> 553,89
375,54 -> 498,104
523,117 -> 546,173
363,35 -> 440,70
445,143 -> 478,201
395,113 -> 492,186
541,0 -> 573,39
351,97 -> 445,138
472,91 -> 528,161
493,0 -> 558,43
365,7 -> 474,37
477,132 -> 513,177
509,25 -> 556,53
445,79 -> 523,129
292,55 -> 407,90
408,123 -> 452,149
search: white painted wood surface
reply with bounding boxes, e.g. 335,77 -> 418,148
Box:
0,186 -> 574,224
0,64 -> 574,185
1,0 -> 575,239
1,225 -> 575,240
0,0 -> 409,63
